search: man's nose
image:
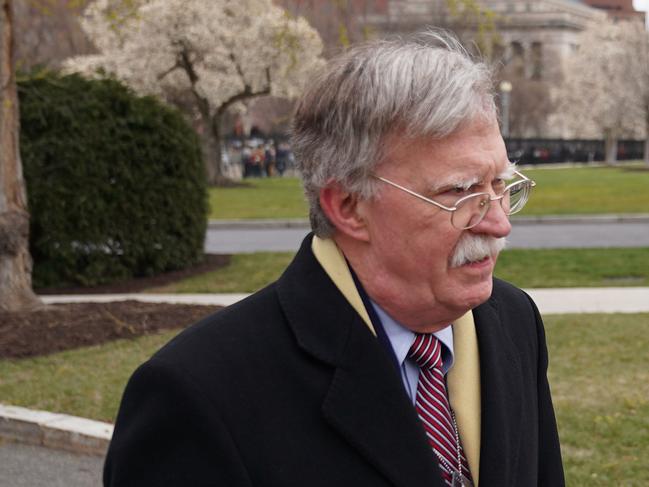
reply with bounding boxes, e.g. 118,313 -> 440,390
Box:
470,198 -> 512,238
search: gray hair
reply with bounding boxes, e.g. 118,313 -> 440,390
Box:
291,29 -> 497,237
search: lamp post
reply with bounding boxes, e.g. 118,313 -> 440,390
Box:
499,80 -> 512,138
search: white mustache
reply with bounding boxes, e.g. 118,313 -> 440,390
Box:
450,234 -> 507,268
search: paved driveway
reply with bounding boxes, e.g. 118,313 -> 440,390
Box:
0,442 -> 103,487
204,218 -> 649,253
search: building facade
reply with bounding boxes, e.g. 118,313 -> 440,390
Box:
582,0 -> 646,22
364,1 -> 614,137
274,0 -> 645,139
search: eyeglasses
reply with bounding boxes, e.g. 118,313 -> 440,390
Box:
372,170 -> 536,230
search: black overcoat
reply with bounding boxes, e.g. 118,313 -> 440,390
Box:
104,234 -> 564,486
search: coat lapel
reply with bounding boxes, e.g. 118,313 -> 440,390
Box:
473,294 -> 523,486
276,234 -> 444,487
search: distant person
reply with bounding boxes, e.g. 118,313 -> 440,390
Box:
275,141 -> 290,176
249,141 -> 264,177
264,140 -> 276,177
104,30 -> 564,487
241,142 -> 252,178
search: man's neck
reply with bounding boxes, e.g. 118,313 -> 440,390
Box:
332,234 -> 466,333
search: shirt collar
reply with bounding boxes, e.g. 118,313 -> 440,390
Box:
370,300 -> 455,372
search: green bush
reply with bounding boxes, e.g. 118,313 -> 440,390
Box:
18,72 -> 207,287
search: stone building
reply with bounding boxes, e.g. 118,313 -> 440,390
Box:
364,1 -> 613,137
272,1 -> 646,139
582,0 -> 646,22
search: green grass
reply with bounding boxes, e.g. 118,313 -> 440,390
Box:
545,313 -> 649,485
516,165 -> 649,216
495,247 -> 649,288
209,178 -> 307,219
0,331 -> 178,422
149,247 -> 649,294
208,165 -> 649,219
151,252 -> 295,293
1,313 -> 647,485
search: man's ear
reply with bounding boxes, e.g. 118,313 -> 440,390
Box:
319,181 -> 370,242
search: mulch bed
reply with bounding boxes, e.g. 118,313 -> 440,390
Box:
0,254 -> 231,359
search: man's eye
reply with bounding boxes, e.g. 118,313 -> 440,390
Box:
493,179 -> 506,192
448,186 -> 471,196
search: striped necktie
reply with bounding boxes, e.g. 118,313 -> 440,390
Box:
408,333 -> 473,486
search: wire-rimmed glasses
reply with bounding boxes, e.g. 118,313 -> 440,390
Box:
372,170 -> 536,230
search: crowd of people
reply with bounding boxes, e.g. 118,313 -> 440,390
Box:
222,139 -> 295,179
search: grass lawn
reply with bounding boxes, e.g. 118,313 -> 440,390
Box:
521,164 -> 649,216
209,177 -> 307,219
208,165 -> 649,219
1,313 -> 647,485
545,313 -> 649,485
152,252 -> 295,293
150,247 -> 649,294
0,331 -> 175,423
495,247 -> 649,288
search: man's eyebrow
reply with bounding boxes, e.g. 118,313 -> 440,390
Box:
427,175 -> 481,193
498,162 -> 517,180
426,161 -> 517,193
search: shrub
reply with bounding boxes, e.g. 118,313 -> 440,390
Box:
18,72 -> 207,287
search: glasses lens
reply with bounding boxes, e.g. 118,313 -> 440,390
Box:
452,193 -> 491,229
507,181 -> 530,215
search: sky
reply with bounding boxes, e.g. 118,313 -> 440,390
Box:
633,0 -> 649,27
634,0 -> 649,13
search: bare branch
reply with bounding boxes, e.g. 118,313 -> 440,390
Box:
217,67 -> 271,117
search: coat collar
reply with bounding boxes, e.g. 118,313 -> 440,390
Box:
276,234 -> 445,487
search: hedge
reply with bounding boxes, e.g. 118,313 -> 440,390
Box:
18,72 -> 207,287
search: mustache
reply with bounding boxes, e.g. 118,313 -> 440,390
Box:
450,234 -> 507,268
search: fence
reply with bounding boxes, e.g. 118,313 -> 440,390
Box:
505,138 -> 644,165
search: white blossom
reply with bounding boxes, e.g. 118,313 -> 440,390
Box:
557,19 -> 648,163
64,0 -> 324,181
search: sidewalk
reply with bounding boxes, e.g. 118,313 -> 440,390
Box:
3,286 -> 648,457
40,287 -> 649,314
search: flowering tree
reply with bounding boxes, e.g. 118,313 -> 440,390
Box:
65,0 -> 324,184
0,0 -> 41,311
558,19 -> 646,165
622,20 -> 649,166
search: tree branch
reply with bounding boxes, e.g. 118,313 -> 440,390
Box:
217,66 -> 272,117
176,41 -> 210,118
157,62 -> 181,81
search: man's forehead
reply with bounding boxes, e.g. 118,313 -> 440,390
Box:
443,160 -> 514,182
382,135 -> 511,183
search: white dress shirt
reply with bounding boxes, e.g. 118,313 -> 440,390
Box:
370,300 -> 455,405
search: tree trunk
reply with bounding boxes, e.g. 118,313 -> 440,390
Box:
0,0 -> 41,312
198,122 -> 221,185
645,118 -> 649,166
603,129 -> 618,166
199,111 -> 231,186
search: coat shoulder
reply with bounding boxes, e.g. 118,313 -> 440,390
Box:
149,283 -> 291,380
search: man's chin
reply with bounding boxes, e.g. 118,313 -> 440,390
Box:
460,278 -> 494,310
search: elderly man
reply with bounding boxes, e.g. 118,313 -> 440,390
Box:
104,31 -> 564,487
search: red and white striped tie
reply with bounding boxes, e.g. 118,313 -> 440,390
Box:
408,333 -> 472,486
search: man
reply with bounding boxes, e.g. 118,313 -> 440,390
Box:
104,31 -> 564,486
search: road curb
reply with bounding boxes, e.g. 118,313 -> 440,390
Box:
511,214 -> 649,224
0,404 -> 112,457
208,218 -> 310,229
208,214 -> 649,229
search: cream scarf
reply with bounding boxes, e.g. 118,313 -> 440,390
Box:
311,236 -> 482,485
